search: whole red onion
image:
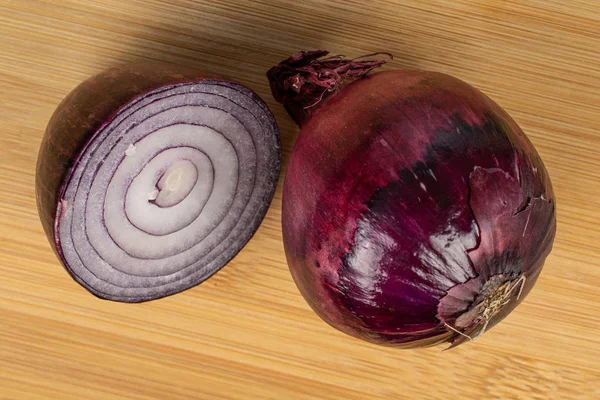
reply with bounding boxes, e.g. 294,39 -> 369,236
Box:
268,50 -> 556,348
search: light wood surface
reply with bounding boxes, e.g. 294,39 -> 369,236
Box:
1,1 -> 599,399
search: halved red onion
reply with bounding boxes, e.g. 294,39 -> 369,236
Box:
36,63 -> 280,302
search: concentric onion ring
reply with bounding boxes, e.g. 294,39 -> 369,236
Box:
36,63 -> 280,302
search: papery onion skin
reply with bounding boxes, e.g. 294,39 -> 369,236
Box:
268,51 -> 556,348
36,62 -> 280,302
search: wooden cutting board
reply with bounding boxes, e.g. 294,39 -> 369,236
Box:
1,1 -> 598,399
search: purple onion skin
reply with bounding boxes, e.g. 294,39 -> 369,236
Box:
36,62 -> 280,302
269,53 -> 556,348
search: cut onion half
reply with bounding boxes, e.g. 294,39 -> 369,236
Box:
36,63 -> 281,302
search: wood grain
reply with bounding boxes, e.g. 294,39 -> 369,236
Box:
1,0 -> 598,399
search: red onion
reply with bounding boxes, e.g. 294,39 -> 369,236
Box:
36,62 -> 280,303
268,50 -> 556,348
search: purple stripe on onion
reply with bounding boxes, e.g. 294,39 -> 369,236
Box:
36,63 -> 280,302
